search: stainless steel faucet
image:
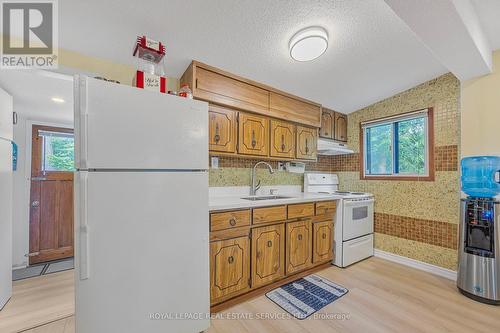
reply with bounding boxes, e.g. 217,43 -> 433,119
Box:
251,161 -> 274,196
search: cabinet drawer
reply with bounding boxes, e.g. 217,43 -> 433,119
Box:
315,201 -> 337,216
287,203 -> 315,219
210,210 -> 251,232
253,205 -> 287,224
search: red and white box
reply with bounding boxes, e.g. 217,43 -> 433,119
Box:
133,70 -> 167,93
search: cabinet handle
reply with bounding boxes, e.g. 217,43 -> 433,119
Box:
297,234 -> 303,241
229,217 -> 236,226
322,233 -> 327,239
281,134 -> 285,151
228,256 -> 234,264
305,138 -> 309,154
251,130 -> 257,148
214,123 -> 220,143
31,200 -> 40,208
267,240 -> 273,247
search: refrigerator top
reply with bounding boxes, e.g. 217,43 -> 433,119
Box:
74,76 -> 209,170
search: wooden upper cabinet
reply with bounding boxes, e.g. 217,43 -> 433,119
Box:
238,113 -> 269,156
270,119 -> 296,159
286,220 -> 312,275
313,221 -> 334,264
210,236 -> 250,304
251,224 -> 285,288
320,109 -> 334,139
181,62 -> 269,115
208,105 -> 237,153
296,126 -> 317,160
335,113 -> 348,142
269,92 -> 321,127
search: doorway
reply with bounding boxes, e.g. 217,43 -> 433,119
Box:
28,125 -> 74,265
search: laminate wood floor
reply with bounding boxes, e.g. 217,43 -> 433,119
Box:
4,257 -> 500,333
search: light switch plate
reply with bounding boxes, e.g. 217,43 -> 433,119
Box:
211,156 -> 219,169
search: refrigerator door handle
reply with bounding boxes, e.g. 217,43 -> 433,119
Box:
79,172 -> 90,280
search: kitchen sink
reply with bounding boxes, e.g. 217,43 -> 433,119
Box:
241,195 -> 295,201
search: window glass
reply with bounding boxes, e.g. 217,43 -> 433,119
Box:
365,124 -> 392,175
397,117 -> 425,175
40,130 -> 75,172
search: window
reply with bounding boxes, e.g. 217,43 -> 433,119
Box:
361,108 -> 434,180
39,129 -> 75,172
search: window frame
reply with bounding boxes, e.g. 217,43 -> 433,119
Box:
359,107 -> 434,181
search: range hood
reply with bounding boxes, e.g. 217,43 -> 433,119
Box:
317,138 -> 354,155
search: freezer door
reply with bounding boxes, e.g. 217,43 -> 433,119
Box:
74,75 -> 208,170
74,171 -> 209,333
0,139 -> 12,309
0,87 -> 13,141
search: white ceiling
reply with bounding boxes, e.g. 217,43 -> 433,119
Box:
58,0 -> 451,113
0,71 -> 73,123
472,0 -> 500,50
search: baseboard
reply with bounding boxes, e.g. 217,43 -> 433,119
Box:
374,249 -> 457,281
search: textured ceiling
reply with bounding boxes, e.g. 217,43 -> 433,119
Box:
472,0 -> 500,51
57,0 -> 450,113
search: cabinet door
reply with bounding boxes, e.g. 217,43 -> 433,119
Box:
269,92 -> 321,127
252,224 -> 285,288
209,105 -> 237,153
210,236 -> 250,304
195,67 -> 269,114
286,220 -> 312,275
296,126 -> 317,160
334,113 -> 347,142
320,110 -> 334,139
313,221 -> 334,264
270,119 -> 295,159
238,113 -> 269,156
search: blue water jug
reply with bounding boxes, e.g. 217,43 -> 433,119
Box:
461,156 -> 500,197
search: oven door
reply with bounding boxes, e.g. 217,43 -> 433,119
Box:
342,198 -> 374,240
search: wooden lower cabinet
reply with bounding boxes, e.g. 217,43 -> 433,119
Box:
251,224 -> 285,288
210,236 -> 251,304
313,221 -> 334,264
286,220 -> 312,274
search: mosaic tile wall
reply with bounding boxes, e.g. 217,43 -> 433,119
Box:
338,73 -> 461,270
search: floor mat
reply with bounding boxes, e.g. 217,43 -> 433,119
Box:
12,257 -> 74,281
266,274 -> 348,320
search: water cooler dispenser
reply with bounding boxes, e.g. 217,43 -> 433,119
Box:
457,156 -> 500,304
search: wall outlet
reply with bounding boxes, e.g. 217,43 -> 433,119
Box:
211,156 -> 219,169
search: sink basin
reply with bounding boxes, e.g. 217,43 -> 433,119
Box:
241,195 -> 295,201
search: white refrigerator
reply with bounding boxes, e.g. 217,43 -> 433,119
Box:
0,87 -> 13,310
74,76 -> 210,333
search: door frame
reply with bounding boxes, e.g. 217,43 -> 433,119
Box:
22,120 -> 73,267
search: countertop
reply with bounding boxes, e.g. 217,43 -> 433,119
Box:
209,192 -> 343,211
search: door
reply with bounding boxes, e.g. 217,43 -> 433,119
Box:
313,221 -> 333,264
342,198 -> 374,240
238,112 -> 269,156
320,110 -> 334,139
334,113 -> 347,142
209,105 -> 237,153
74,75 -> 208,170
286,220 -> 312,274
75,171 -> 209,333
270,119 -> 295,159
296,126 -> 317,160
210,236 -> 250,304
251,223 -> 284,288
29,125 -> 74,264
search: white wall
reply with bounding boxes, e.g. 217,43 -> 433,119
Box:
12,106 -> 72,269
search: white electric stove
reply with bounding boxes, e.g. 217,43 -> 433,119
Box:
304,172 -> 374,267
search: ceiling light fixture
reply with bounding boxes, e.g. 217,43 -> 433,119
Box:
289,26 -> 328,62
51,97 -> 65,103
